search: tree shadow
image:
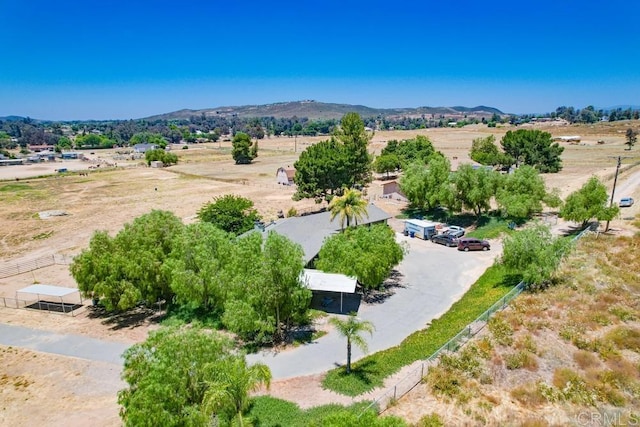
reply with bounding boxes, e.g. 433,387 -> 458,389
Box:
361,270 -> 406,304
330,359 -> 380,388
86,305 -> 166,330
500,273 -> 523,288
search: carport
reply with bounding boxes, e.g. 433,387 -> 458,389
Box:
16,284 -> 83,314
303,269 -> 357,313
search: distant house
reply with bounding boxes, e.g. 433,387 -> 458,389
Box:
276,167 -> 295,185
133,143 -> 158,153
28,144 -> 53,152
60,152 -> 84,160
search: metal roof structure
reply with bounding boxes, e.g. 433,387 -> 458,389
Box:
303,269 -> 357,294
261,204 -> 392,263
17,284 -> 79,298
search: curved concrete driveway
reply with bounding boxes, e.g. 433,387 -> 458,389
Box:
247,233 -> 501,378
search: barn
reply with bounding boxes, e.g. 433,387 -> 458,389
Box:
276,167 -> 295,185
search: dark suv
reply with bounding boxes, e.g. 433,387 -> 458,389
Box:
457,237 -> 490,252
431,233 -> 458,247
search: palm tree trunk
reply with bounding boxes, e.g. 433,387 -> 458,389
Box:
346,339 -> 352,374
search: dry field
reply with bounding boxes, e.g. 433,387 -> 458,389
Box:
0,122 -> 639,426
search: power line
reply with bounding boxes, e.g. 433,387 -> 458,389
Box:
605,155 -> 636,232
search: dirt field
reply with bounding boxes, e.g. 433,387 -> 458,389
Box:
1,123 -> 639,425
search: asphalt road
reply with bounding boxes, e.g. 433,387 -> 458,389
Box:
246,233 -> 501,378
0,322 -> 129,365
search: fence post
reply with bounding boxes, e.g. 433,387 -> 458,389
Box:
393,386 -> 397,400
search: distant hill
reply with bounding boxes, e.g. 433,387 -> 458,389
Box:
144,101 -> 504,121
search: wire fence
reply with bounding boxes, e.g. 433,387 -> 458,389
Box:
0,296 -> 83,316
360,225 -> 594,416
0,254 -> 73,279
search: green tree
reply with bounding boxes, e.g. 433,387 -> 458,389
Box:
373,153 -> 401,178
625,128 -> 637,150
381,135 -> 435,168
450,164 -> 498,216
501,129 -> 564,172
203,357 -> 272,427
560,176 -> 619,227
197,194 -> 261,235
166,223 -> 233,310
329,188 -> 369,229
221,232 -> 310,345
329,313 -> 375,374
145,149 -> 178,166
293,138 -> 349,201
129,132 -> 167,149
500,223 -> 571,291
75,133 -> 116,149
232,132 -> 257,164
496,166 -> 549,219
70,210 -> 184,311
257,232 -> 310,342
334,112 -> 372,187
119,326 -> 269,427
399,154 -> 451,211
470,135 -> 508,166
316,224 -> 406,289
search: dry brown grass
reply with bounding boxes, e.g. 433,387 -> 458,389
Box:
387,233 -> 640,425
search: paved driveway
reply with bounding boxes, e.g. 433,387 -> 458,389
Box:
247,233 -> 501,378
0,323 -> 128,365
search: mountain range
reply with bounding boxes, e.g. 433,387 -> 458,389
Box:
143,101 -> 503,121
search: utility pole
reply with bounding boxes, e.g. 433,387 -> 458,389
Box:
605,155 -> 634,232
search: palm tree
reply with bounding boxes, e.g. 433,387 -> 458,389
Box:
328,188 -> 369,230
329,313 -> 375,374
203,358 -> 272,426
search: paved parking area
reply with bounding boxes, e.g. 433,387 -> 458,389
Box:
247,233 -> 501,378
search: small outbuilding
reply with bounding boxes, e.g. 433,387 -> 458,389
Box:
276,167 -> 295,185
303,269 -> 357,313
404,219 -> 438,240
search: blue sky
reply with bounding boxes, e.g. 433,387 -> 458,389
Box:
1,1 -> 638,120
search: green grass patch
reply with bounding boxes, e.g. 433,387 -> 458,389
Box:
247,396 -> 385,426
322,264 -> 520,396
0,183 -> 33,192
467,216 -> 515,239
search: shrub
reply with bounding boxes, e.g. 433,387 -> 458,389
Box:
488,316 -> 514,346
417,413 -> 444,427
510,382 -> 547,407
287,207 -> 298,217
605,326 -> 640,352
505,351 -> 538,371
573,350 -> 599,370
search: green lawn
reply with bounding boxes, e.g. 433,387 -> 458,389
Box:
322,264 -> 521,396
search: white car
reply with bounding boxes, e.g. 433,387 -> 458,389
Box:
619,197 -> 634,207
445,225 -> 465,238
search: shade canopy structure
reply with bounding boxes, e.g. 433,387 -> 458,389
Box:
16,285 -> 83,314
17,284 -> 79,298
303,269 -> 357,313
